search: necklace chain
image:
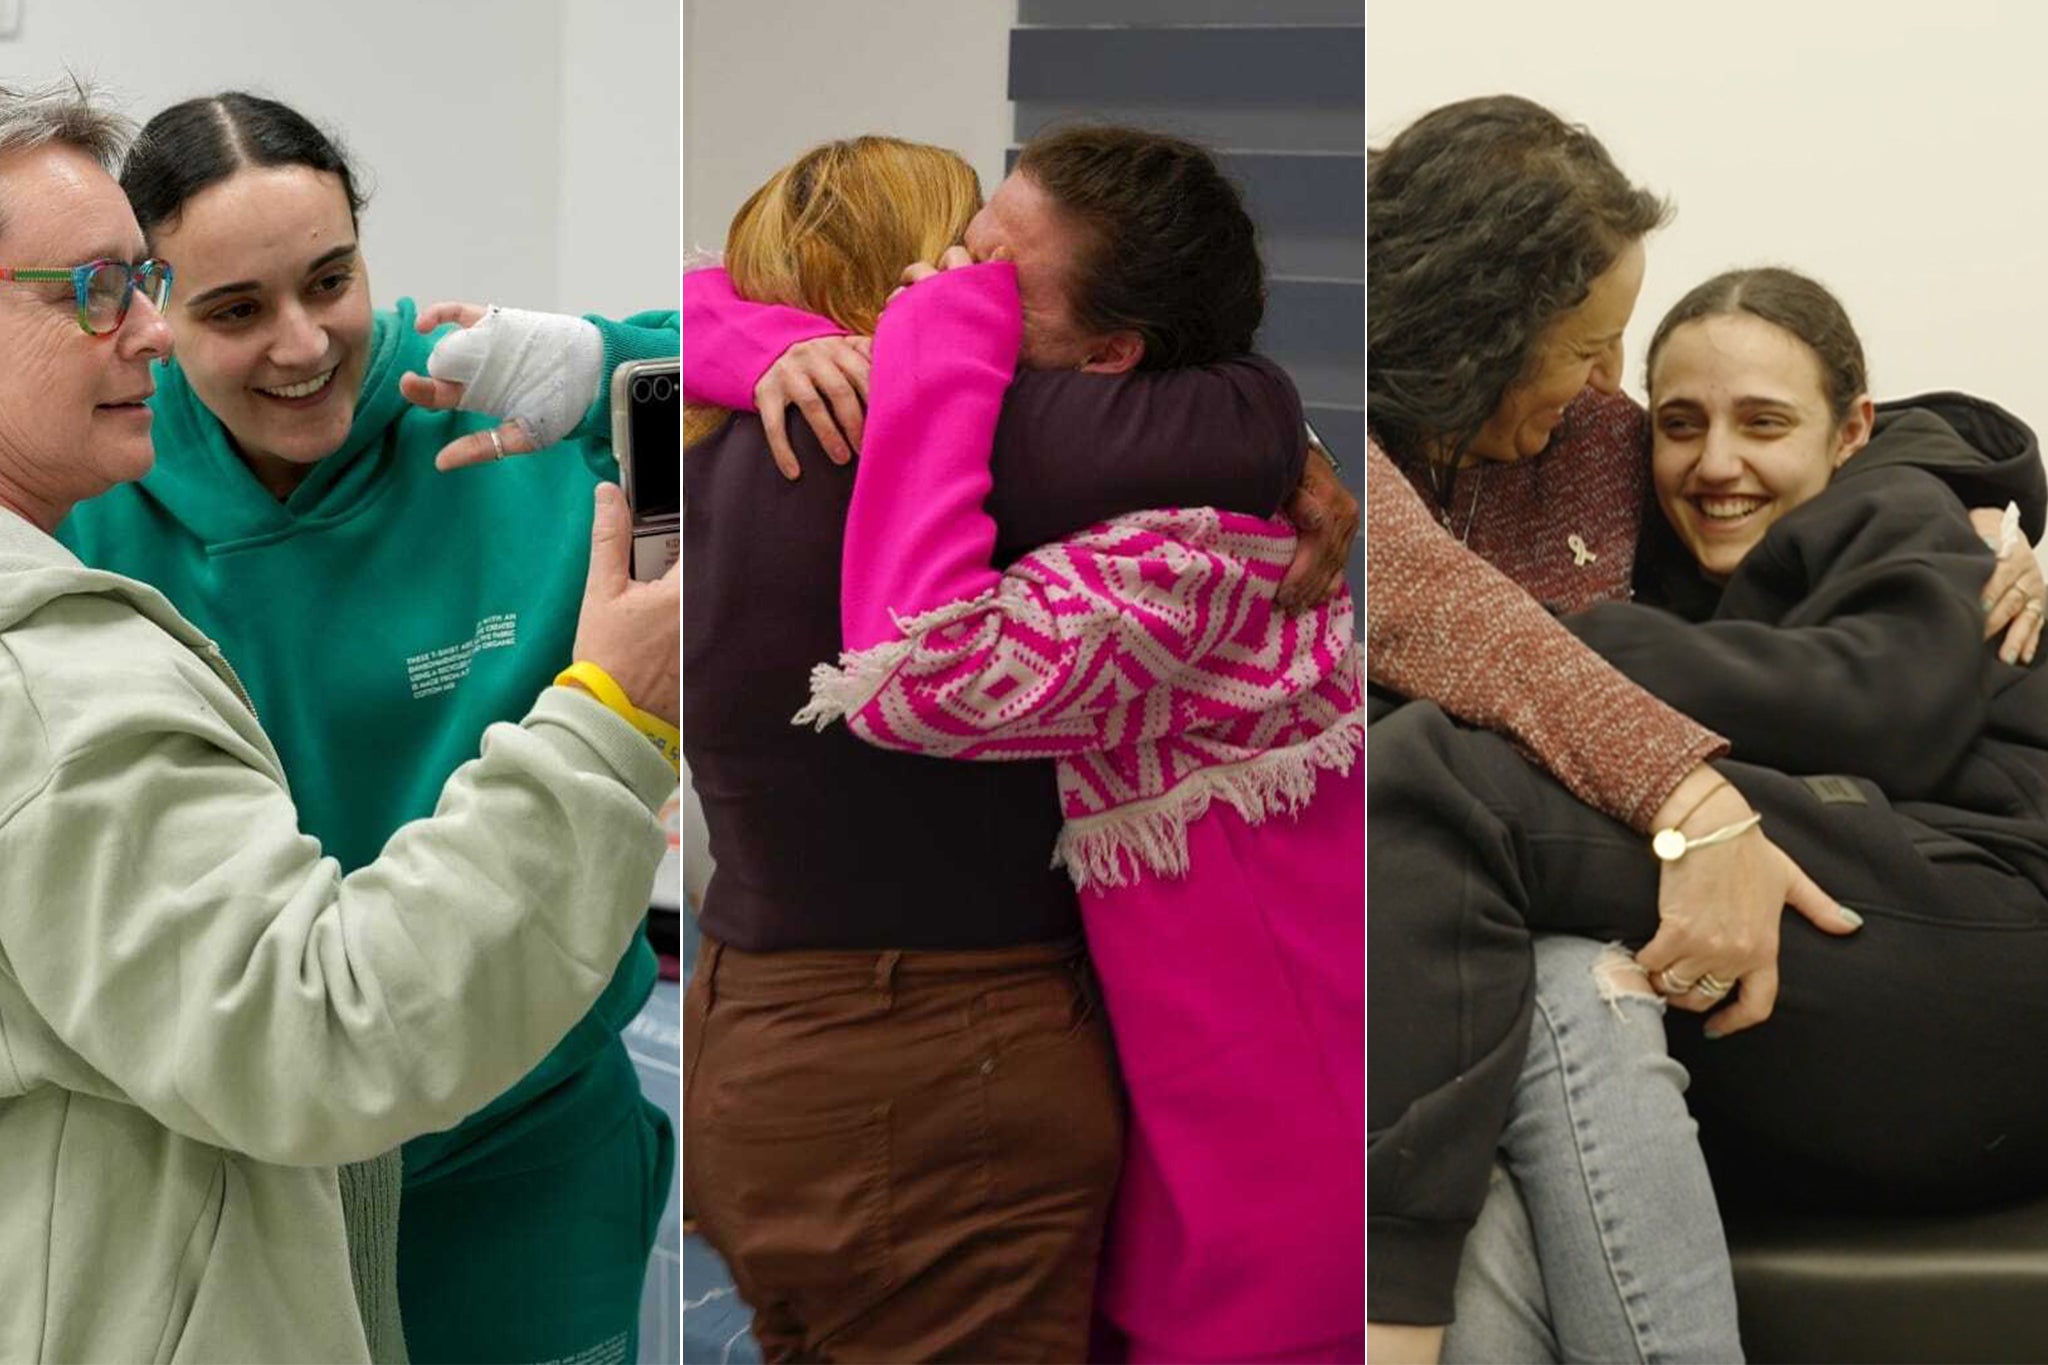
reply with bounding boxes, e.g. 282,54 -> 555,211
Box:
1438,463 -> 1486,545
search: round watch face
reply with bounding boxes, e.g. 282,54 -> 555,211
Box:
1652,828 -> 1689,862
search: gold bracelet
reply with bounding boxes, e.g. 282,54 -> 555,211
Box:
1652,812 -> 1762,863
555,661 -> 680,773
1662,775 -> 1731,835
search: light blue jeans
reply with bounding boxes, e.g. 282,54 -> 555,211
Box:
1441,936 -> 1744,1364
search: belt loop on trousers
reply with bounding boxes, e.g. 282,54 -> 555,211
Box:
874,949 -> 902,1007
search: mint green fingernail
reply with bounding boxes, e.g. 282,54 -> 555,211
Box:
1838,906 -> 1864,928
1702,1027 -> 1724,1041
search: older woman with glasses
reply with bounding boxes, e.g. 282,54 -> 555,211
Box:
0,81 -> 678,1364
50,89 -> 679,1365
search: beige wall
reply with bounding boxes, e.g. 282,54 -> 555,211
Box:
683,0 -> 1012,254
1370,0 -> 2048,469
559,0 -> 682,319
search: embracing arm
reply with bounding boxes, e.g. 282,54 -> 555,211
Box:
682,265 -> 849,409
1567,468 -> 1991,798
984,357 -> 1305,557
681,266 -> 1308,550
797,262 -> 1352,758
1368,442 -> 1858,1035
1367,440 -> 1726,831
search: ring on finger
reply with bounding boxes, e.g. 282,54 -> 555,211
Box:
2023,600 -> 2045,619
487,428 -> 505,462
1694,972 -> 1732,1000
1656,967 -> 1698,995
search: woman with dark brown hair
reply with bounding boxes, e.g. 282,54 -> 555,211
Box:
1397,267 -> 2048,1364
1365,96 -> 2045,1362
681,136 -> 1333,1361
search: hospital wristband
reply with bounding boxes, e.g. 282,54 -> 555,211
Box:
555,661 -> 680,773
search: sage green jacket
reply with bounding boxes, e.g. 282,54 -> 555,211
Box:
0,511 -> 672,1363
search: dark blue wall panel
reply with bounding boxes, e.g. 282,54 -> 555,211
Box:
1010,2 -> 1363,602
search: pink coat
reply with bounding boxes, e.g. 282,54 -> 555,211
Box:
787,262 -> 1363,1358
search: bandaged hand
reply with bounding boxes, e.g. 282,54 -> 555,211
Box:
401,301 -> 603,469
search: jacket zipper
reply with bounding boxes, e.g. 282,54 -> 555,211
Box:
200,642 -> 260,721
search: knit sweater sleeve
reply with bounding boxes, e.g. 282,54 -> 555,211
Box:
1367,439 -> 1725,830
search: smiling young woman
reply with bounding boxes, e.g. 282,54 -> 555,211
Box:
55,90 -> 680,1365
149,163 -> 372,497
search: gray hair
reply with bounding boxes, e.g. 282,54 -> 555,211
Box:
0,77 -> 134,238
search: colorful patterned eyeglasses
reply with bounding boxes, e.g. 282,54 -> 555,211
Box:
0,258 -> 173,336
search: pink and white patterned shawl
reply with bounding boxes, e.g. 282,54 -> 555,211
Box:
792,262 -> 1362,889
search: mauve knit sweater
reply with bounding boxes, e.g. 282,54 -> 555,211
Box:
1366,388 -> 1727,831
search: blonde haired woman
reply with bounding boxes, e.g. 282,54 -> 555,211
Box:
683,136 -> 1320,1360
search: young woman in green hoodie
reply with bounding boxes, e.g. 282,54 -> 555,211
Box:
56,91 -> 676,1365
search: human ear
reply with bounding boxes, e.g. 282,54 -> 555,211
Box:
1833,395 -> 1876,468
1079,330 -> 1144,375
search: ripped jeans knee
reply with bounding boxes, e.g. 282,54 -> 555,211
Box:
1586,941 -> 1665,1015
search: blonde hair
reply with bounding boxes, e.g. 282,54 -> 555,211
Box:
686,136 -> 981,448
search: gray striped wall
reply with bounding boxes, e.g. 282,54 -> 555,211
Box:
1010,0 -> 1364,600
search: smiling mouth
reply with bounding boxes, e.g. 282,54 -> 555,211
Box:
257,368 -> 337,400
1692,495 -> 1769,524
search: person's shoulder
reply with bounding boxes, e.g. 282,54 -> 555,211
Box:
0,621 -> 54,818
1822,460 -> 1974,535
1564,387 -> 1648,443
2,579 -> 251,765
688,409 -> 851,505
53,477 -> 155,544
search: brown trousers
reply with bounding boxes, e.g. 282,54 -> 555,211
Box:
683,934 -> 1125,1363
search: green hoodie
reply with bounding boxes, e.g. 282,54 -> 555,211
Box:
56,299 -> 679,1358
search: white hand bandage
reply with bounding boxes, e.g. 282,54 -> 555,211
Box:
426,306 -> 603,449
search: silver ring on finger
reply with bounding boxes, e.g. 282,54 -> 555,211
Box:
2023,600 -> 2045,619
488,428 -> 506,461
1693,972 -> 1732,1000
1656,967 -> 1698,996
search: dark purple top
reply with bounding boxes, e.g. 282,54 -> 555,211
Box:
684,357 -> 1306,951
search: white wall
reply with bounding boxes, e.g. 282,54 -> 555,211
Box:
1369,0 -> 2048,456
682,0 -> 1012,254
677,0 -> 1013,908
559,0 -> 681,318
4,0 -> 674,318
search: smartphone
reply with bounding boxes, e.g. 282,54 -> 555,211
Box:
1304,419 -> 1342,475
611,358 -> 680,581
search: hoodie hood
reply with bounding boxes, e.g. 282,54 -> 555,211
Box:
1856,391 -> 2047,542
0,507 -> 218,654
1638,389 -> 2047,615
135,299 -> 434,549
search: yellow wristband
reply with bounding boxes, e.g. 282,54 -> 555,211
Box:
555,661 -> 680,773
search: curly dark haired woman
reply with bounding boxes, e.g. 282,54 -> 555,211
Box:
1364,96 -> 2045,1362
